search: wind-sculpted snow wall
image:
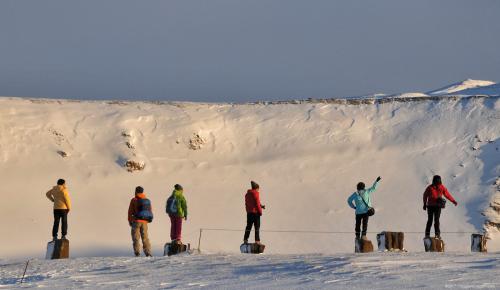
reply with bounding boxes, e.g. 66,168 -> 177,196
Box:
0,95 -> 498,257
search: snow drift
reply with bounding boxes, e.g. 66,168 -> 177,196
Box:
0,95 -> 499,259
427,79 -> 496,96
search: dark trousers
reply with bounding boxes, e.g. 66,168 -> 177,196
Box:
355,213 -> 369,238
425,206 -> 441,236
52,209 -> 69,238
244,213 -> 261,242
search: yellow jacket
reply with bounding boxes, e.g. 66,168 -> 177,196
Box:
46,185 -> 71,210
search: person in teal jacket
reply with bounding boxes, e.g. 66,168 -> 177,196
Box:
347,176 -> 381,240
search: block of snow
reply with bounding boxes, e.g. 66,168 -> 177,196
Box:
471,234 -> 487,252
424,237 -> 444,252
240,243 -> 265,254
355,238 -> 373,253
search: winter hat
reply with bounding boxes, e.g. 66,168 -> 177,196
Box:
432,175 -> 442,186
174,184 -> 183,191
57,179 -> 65,186
135,186 -> 144,194
250,181 -> 259,190
357,182 -> 365,191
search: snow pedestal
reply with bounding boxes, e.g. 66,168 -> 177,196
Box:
164,242 -> 190,256
46,239 -> 69,259
471,234 -> 487,252
240,243 -> 265,254
376,231 -> 405,251
423,237 -> 445,252
355,238 -> 373,253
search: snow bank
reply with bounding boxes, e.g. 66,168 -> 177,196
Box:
0,95 -> 499,259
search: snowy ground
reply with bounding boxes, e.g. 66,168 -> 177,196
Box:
1,252 -> 499,289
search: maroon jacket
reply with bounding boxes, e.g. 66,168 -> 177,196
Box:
245,189 -> 262,215
423,184 -> 456,206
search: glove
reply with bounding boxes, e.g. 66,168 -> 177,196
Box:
423,205 -> 427,211
129,221 -> 133,227
185,216 -> 188,221
453,201 -> 458,206
376,176 -> 382,182
261,205 -> 266,210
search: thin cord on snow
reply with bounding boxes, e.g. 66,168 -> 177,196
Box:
200,228 -> 480,234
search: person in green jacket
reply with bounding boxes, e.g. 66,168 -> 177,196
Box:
166,184 -> 188,242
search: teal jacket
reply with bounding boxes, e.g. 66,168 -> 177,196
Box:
347,180 -> 379,215
171,189 -> 188,218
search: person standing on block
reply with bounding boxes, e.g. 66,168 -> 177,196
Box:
166,184 -> 188,243
128,186 -> 153,257
347,176 -> 381,240
423,175 -> 457,239
244,181 -> 265,244
46,179 -> 72,240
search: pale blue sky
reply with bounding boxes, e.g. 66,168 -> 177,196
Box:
1,0 -> 499,102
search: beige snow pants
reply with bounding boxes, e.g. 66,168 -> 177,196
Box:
131,222 -> 152,256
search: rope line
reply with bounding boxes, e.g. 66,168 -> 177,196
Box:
200,228 -> 481,234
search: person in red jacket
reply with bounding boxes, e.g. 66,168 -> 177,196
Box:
244,181 -> 266,244
423,175 -> 458,238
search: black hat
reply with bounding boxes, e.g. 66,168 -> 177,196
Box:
251,181 -> 259,190
57,179 -> 65,185
135,186 -> 144,194
357,182 -> 365,191
174,184 -> 183,191
432,175 -> 442,186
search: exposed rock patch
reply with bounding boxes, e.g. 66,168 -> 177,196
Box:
188,133 -> 206,150
125,160 -> 145,172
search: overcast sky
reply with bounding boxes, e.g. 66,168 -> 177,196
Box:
1,0 -> 499,102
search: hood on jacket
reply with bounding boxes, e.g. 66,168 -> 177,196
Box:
172,189 -> 183,198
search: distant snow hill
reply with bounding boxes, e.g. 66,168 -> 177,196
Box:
427,79 -> 497,96
0,90 -> 499,260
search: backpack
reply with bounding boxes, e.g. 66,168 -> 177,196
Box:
135,198 -> 153,222
166,195 -> 178,215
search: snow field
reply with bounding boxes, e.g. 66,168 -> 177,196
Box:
1,252 -> 499,289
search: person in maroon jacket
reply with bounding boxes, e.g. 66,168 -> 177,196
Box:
423,175 -> 458,238
244,181 -> 266,244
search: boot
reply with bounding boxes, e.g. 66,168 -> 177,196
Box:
61,235 -> 66,240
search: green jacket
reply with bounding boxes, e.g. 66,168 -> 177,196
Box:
172,189 -> 188,218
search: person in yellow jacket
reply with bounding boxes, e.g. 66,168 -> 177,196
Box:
46,179 -> 72,240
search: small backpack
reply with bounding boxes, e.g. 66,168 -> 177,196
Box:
136,198 -> 153,222
166,195 -> 178,215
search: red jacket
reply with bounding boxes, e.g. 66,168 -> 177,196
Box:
423,184 -> 456,206
128,193 -> 151,223
245,189 -> 262,215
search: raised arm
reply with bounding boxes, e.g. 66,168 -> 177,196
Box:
366,177 -> 381,194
